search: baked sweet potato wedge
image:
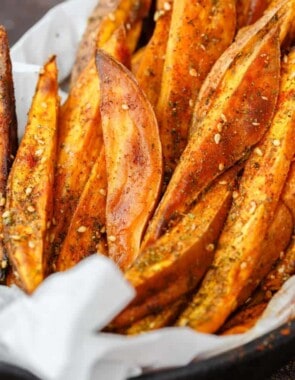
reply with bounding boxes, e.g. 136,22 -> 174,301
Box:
111,166 -> 238,329
0,27 -> 18,279
70,0 -> 120,87
3,57 -> 58,293
50,26 -> 130,268
96,50 -> 162,271
56,147 -> 107,271
131,46 -> 145,75
176,48 -> 295,333
142,12 -> 281,249
135,0 -> 172,108
70,0 -> 151,87
155,0 -> 236,182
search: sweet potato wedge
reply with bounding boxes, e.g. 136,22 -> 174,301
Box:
96,50 -> 162,271
122,296 -> 188,335
56,147 -> 107,271
3,58 -> 58,293
70,0 -> 120,87
111,166 -> 238,329
50,26 -> 130,269
70,0 -> 151,87
131,46 -> 145,75
176,48 -> 295,333
281,161 -> 295,220
135,0 -> 173,109
155,0 -> 236,182
142,14 -> 281,249
236,201 -> 293,305
0,27 -> 18,279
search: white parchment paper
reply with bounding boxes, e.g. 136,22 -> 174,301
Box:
0,1 -> 294,379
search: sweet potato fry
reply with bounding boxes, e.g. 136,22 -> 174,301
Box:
70,0 -> 120,87
122,296 -> 188,335
176,48 -> 295,333
56,147 -> 107,271
156,0 -> 236,182
131,46 -> 145,75
50,26 -> 130,269
0,27 -> 18,280
111,166 -> 238,329
237,201 -> 293,305
70,0 -> 151,87
281,161 -> 295,220
3,57 -> 58,293
96,50 -> 162,270
135,0 -> 173,108
143,13 -> 281,249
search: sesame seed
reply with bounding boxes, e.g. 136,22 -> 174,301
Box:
27,206 -> 35,213
50,233 -> 55,243
220,113 -> 227,123
35,149 -> 43,156
261,96 -> 268,101
1,260 -> 7,269
52,218 -> 57,226
200,44 -> 206,51
28,241 -> 35,248
41,102 -> 47,109
283,55 -> 288,63
77,226 -> 87,233
219,180 -> 227,185
280,251 -> 285,259
189,99 -> 194,107
2,211 -> 10,219
121,103 -> 129,110
11,235 -> 21,241
25,187 -> 33,196
232,191 -> 239,199
163,1 -> 171,10
47,221 -> 51,229
272,139 -> 280,147
109,235 -> 117,242
217,123 -> 223,132
0,197 -> 5,207
99,188 -> 106,196
189,68 -> 198,77
278,265 -> 285,274
249,200 -> 257,214
240,261 -> 247,270
254,147 -> 263,157
218,163 -> 224,171
206,243 -> 215,252
100,226 -> 106,233
154,10 -> 164,21
125,23 -> 131,30
252,122 -> 260,126
214,133 -> 221,144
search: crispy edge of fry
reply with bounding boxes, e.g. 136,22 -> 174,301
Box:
0,27 -> 18,281
96,49 -> 163,270
142,19 -> 281,249
236,0 -> 269,29
175,48 -> 295,333
110,166 -> 238,329
3,57 -> 58,293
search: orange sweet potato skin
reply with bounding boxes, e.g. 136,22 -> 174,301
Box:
143,16 -> 281,249
3,58 -> 58,293
96,50 -> 162,270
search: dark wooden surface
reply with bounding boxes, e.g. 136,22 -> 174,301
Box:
0,1 -> 294,379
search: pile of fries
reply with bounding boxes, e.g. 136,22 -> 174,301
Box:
0,0 -> 295,337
